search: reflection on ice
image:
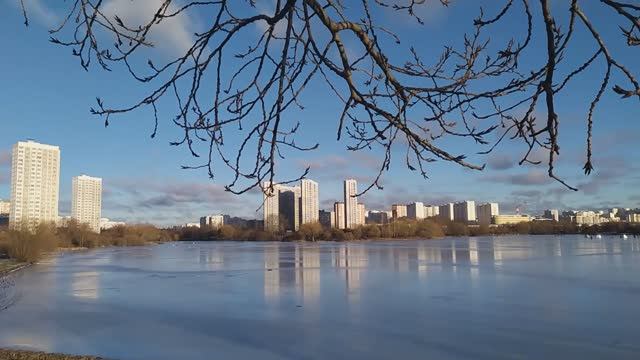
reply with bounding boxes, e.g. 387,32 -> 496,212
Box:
1,236 -> 640,360
71,271 -> 100,300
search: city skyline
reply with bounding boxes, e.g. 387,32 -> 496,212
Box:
1,3 -> 639,226
2,139 -> 640,228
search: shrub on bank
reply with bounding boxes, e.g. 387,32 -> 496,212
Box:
0,221 -> 171,262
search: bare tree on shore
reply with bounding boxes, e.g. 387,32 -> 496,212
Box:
18,0 -> 640,194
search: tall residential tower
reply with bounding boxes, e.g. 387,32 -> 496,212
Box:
300,179 -> 319,225
72,175 -> 103,232
344,179 -> 358,229
10,140 -> 60,229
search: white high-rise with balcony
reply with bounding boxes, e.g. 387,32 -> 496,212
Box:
300,179 -> 319,225
344,179 -> 358,229
72,175 -> 103,233
10,140 -> 60,229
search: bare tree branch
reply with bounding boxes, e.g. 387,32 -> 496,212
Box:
20,0 -> 640,195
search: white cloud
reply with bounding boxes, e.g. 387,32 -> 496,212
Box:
7,0 -> 57,26
102,0 -> 195,56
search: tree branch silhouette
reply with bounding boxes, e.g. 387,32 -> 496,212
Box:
23,0 -> 640,195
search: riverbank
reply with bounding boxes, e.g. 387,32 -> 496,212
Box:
0,259 -> 29,278
0,349 -> 104,360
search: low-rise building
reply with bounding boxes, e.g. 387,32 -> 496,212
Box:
100,218 -> 126,230
493,214 -> 531,225
628,214 -> 640,223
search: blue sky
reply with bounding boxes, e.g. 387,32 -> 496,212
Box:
0,0 -> 639,225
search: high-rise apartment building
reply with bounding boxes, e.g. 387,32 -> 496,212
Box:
279,185 -> 301,231
72,175 -> 103,233
200,214 -> 224,229
300,179 -> 319,225
319,210 -> 332,228
263,182 -> 280,231
544,209 -> 560,222
438,203 -> 454,221
392,204 -> 408,219
333,202 -> 345,229
407,202 -> 425,220
454,201 -> 476,223
357,203 -> 366,226
344,179 -> 358,229
10,140 -> 60,229
424,205 -> 439,218
477,203 -> 499,225
573,211 -> 602,226
367,211 -> 389,224
0,200 -> 10,215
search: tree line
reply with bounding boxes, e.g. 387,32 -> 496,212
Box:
0,220 -> 173,263
175,218 -> 640,242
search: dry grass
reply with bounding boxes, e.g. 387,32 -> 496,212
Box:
0,259 -> 24,276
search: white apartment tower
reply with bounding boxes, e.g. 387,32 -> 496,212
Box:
454,201 -> 477,223
263,182 -> 301,232
300,179 -> 319,225
72,175 -> 103,233
439,203 -> 454,221
334,202 -> 346,229
200,215 -> 224,229
407,202 -> 425,220
358,203 -> 366,226
344,179 -> 358,229
392,204 -> 408,219
10,140 -> 60,229
263,182 -> 280,232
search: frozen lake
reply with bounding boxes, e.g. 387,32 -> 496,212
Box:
1,236 -> 640,359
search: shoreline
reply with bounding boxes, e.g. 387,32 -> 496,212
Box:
0,349 -> 104,360
177,232 -> 634,243
0,260 -> 30,279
